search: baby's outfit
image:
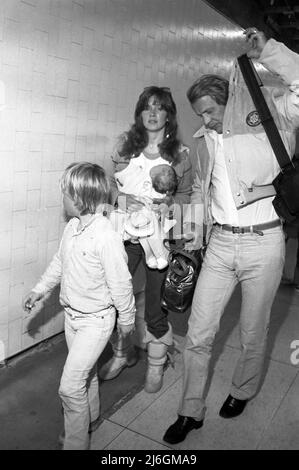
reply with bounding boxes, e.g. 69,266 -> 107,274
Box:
110,154 -> 176,270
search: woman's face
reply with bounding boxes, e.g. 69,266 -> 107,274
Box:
141,95 -> 168,133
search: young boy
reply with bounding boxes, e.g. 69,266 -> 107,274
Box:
22,162 -> 136,450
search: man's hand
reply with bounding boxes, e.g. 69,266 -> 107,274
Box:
22,291 -> 44,313
182,222 -> 202,251
118,323 -> 135,337
244,27 -> 268,60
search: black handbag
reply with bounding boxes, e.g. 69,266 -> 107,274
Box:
161,241 -> 205,313
238,54 -> 299,223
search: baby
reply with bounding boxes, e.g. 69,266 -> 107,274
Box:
111,162 -> 178,270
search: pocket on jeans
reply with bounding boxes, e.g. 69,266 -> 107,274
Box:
95,314 -> 115,338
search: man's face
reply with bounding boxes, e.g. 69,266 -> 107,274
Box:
191,95 -> 225,134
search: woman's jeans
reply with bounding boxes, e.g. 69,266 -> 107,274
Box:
125,241 -> 168,339
178,224 -> 285,420
59,309 -> 115,450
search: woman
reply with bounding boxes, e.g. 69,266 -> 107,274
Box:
100,86 -> 193,393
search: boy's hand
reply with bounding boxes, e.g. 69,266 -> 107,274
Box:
182,222 -> 203,251
117,324 -> 135,337
244,27 -> 268,59
22,291 -> 44,313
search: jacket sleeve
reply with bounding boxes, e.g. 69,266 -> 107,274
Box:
173,148 -> 193,207
183,147 -> 204,228
99,231 -> 136,326
259,39 -> 299,127
32,232 -> 65,295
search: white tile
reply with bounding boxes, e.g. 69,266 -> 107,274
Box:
13,172 -> 27,211
109,355 -> 182,427
90,420 -> 124,450
258,373 -> 299,449
0,152 -> 14,191
105,428 -> 170,451
8,318 -> 22,357
0,192 -> 13,232
12,210 -> 26,249
0,231 -> 11,270
124,347 -> 298,450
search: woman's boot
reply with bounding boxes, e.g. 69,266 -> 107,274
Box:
99,333 -> 138,381
144,324 -> 173,393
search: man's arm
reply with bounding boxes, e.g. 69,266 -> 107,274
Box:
245,27 -> 299,128
181,158 -> 204,250
238,183 -> 277,208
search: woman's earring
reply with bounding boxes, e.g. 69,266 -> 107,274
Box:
165,120 -> 170,138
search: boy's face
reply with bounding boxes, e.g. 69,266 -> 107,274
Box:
63,192 -> 80,218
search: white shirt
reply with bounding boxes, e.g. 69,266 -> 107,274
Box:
32,214 -> 136,326
211,134 -> 239,225
210,133 -> 275,226
115,152 -> 171,200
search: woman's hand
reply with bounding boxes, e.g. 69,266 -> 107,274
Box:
244,27 -> 268,60
118,323 -> 135,337
117,192 -> 145,213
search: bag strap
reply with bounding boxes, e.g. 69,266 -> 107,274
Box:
237,54 -> 294,171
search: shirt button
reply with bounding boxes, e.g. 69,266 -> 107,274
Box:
228,159 -> 232,163
236,192 -> 240,196
226,130 -> 230,134
240,201 -> 244,205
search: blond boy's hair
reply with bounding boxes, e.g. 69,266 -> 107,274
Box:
60,162 -> 111,215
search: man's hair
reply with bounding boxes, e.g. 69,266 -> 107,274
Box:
150,164 -> 178,195
187,74 -> 229,106
60,162 -> 111,215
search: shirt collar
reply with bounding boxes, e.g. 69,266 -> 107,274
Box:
193,126 -> 220,139
72,213 -> 103,236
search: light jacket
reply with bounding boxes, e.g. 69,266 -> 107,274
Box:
32,214 -> 136,326
186,39 -> 299,242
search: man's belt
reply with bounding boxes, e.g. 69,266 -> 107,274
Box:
216,219 -> 281,236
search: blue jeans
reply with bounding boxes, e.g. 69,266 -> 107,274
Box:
178,224 -> 285,420
59,309 -> 115,450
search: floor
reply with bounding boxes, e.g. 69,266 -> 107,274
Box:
0,282 -> 299,450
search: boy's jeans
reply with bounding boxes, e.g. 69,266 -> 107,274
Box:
59,309 -> 115,450
178,224 -> 285,420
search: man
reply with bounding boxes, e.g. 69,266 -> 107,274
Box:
163,27 -> 299,445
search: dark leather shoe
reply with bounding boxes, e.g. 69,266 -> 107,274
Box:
219,394 -> 248,418
163,415 -> 203,444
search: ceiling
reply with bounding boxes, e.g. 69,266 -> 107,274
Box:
204,0 -> 299,52
256,0 -> 299,51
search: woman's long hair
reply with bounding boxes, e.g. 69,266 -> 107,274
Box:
118,86 -> 181,163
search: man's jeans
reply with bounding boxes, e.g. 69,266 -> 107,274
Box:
59,310 -> 115,450
178,224 -> 285,420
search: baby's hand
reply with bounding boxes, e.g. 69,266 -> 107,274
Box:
22,291 -> 44,313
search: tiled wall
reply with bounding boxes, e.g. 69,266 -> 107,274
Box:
0,0 -> 245,361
